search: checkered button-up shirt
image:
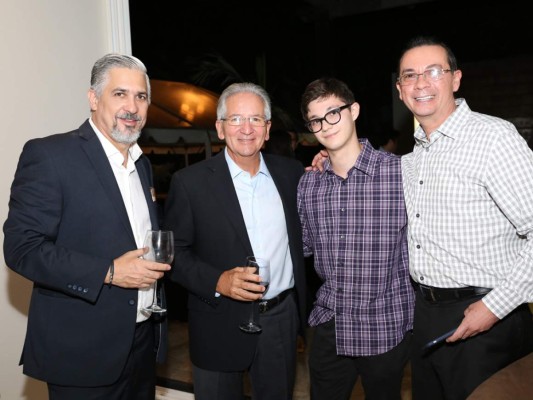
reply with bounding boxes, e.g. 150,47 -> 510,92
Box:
402,98 -> 533,318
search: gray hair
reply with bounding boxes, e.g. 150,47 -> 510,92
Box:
216,82 -> 271,120
90,53 -> 151,103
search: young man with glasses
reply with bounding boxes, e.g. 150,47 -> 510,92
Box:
163,82 -> 307,400
298,77 -> 415,400
397,36 -> 533,399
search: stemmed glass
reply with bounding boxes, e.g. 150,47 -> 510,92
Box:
239,256 -> 270,333
142,230 -> 174,313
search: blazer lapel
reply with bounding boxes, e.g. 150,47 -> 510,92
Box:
206,153 -> 254,255
79,121 -> 136,243
263,157 -> 299,243
264,157 -> 288,204
136,155 -> 159,230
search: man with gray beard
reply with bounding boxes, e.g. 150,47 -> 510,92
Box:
3,53 -> 169,400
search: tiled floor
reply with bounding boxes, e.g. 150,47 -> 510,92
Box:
157,320 -> 412,399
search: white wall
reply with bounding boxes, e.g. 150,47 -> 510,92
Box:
0,1 -> 130,398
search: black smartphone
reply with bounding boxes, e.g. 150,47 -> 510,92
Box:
422,328 -> 456,352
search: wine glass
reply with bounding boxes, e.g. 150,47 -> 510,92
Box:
239,256 -> 270,333
142,230 -> 174,313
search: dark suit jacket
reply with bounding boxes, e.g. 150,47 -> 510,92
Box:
3,119 -> 167,386
163,151 -> 306,371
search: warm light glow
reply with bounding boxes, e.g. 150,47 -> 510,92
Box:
179,92 -> 211,123
147,80 -> 219,129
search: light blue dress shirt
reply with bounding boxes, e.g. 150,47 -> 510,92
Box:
225,149 -> 294,298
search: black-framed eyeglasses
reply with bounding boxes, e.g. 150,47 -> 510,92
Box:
305,103 -> 353,133
397,67 -> 452,86
220,115 -> 268,127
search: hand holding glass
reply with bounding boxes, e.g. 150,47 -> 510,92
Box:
142,230 -> 174,313
239,256 -> 270,333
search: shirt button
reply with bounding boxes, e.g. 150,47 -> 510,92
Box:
416,244 -> 421,249
419,180 -> 423,185
416,213 -> 420,218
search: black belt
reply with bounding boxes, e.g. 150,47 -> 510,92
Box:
258,288 -> 294,314
418,284 -> 491,303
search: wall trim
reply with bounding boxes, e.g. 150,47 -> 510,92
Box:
107,0 -> 132,54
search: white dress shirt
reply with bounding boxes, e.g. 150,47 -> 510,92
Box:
90,119 -> 153,321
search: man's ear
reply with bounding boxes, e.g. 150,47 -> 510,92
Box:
88,89 -> 98,112
264,121 -> 271,141
452,69 -> 462,93
350,102 -> 360,121
395,82 -> 403,101
215,120 -> 225,140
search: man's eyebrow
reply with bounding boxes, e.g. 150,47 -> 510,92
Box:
110,87 -> 147,96
111,87 -> 128,93
400,63 -> 444,73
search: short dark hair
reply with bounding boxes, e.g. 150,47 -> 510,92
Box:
300,77 -> 355,121
398,36 -> 458,74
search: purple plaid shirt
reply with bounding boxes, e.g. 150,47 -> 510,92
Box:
297,138 -> 414,356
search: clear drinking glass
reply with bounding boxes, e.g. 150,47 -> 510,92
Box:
142,230 -> 174,313
239,256 -> 270,333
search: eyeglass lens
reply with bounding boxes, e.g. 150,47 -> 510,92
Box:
224,116 -> 266,127
306,104 -> 351,133
399,68 -> 451,85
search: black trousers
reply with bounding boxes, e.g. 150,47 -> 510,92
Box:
192,293 -> 299,400
48,319 -> 156,400
309,318 -> 412,400
411,291 -> 533,400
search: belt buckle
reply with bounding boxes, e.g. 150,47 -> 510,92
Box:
258,301 -> 268,314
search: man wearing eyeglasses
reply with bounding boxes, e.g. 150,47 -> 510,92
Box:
163,82 -> 307,399
397,36 -> 533,399
297,77 -> 415,400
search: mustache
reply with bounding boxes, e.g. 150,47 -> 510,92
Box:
117,112 -> 142,121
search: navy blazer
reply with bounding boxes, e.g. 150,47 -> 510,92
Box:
163,151 -> 306,371
3,119 -> 167,386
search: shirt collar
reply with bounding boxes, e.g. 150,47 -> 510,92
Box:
414,98 -> 468,145
89,118 -> 143,164
224,147 -> 271,179
322,137 -> 378,177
